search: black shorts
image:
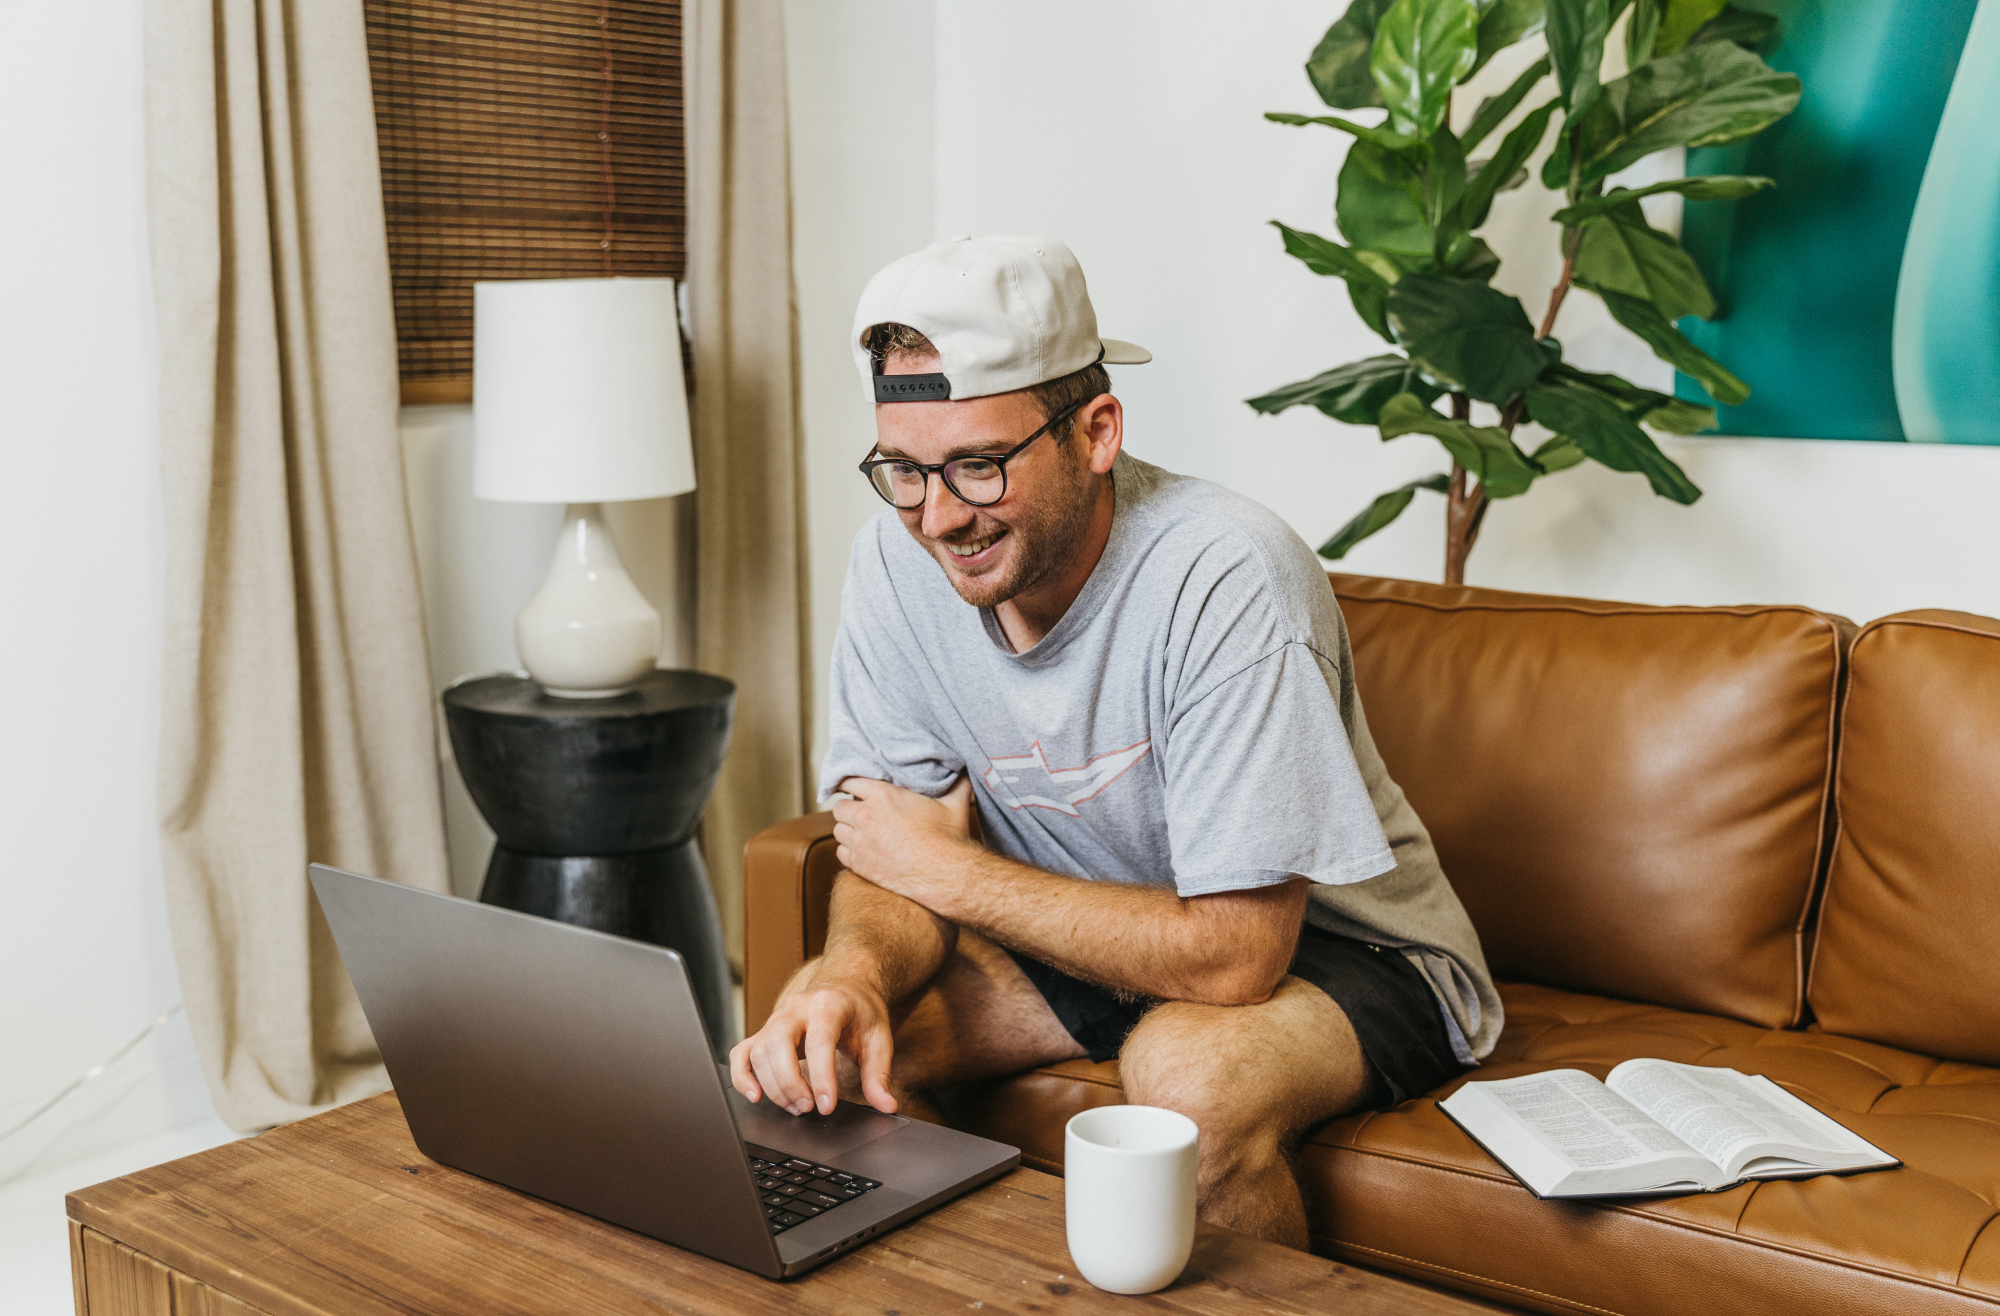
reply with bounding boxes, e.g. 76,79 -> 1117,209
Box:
1005,922 -> 1469,1109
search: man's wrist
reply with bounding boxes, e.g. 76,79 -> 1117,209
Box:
903,831 -> 980,918
807,951 -> 891,1003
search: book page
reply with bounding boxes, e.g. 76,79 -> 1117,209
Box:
1480,1070 -> 1700,1167
1606,1060 -> 1879,1173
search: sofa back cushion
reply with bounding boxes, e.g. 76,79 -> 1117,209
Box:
1808,611 -> 2000,1065
1329,574 -> 1847,1028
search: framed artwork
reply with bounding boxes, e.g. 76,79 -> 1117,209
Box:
1677,0 -> 1999,443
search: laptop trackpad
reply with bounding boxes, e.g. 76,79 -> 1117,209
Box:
726,1085 -> 911,1161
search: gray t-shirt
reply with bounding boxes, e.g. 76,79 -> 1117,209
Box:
821,453 -> 1500,1062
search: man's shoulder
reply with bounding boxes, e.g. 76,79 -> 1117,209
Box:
1119,457 -> 1337,621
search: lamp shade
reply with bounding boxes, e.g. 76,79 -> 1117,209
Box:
472,277 -> 696,503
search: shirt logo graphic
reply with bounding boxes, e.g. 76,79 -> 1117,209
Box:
982,739 -> 1152,816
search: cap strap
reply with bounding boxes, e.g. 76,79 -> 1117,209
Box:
873,372 -> 951,402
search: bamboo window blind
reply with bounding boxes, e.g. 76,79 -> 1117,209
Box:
364,0 -> 687,404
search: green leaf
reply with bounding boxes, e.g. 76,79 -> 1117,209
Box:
1460,99 -> 1558,229
1550,363 -> 1718,431
1471,0 -> 1548,76
1264,111 -> 1422,152
1654,0 -> 1729,54
1423,127 -> 1470,254
1590,286 -> 1750,404
1540,126 -> 1573,190
1688,4 -> 1780,51
1371,0 -> 1482,138
1337,140 -> 1433,255
1318,475 -> 1452,559
1443,234 -> 1501,281
1462,56 -> 1551,152
1570,41 -> 1801,184
1246,354 -> 1445,423
1386,274 -> 1554,404
1307,0 -> 1397,108
1640,395 -> 1722,433
1354,248 -> 1421,282
1378,393 -> 1544,498
1270,221 -> 1395,338
1350,287 -> 1393,341
1545,0 -> 1609,120
1551,173 -> 1774,222
1530,434 -> 1588,472
1573,201 -> 1717,320
1525,381 -> 1702,502
1625,0 -> 1664,68
1465,158 -> 1529,195
1271,221 -> 1386,283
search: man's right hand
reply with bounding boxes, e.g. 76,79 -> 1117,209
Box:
729,971 -> 900,1117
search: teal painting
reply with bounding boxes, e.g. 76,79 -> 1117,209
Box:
1676,0 -> 2000,443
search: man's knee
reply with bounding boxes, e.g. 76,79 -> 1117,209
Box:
1117,980 -> 1372,1159
1118,1006 -> 1279,1157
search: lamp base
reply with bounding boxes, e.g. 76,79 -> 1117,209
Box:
517,502 -> 662,699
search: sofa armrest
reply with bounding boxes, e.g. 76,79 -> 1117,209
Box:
742,812 -> 840,1033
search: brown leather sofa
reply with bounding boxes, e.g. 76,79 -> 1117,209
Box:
744,573 -> 2000,1315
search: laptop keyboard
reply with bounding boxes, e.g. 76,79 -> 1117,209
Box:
746,1145 -> 882,1234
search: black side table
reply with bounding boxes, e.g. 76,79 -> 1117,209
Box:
442,670 -> 737,1057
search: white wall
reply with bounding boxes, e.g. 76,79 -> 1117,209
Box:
787,2 -> 2000,763
0,0 -> 214,1180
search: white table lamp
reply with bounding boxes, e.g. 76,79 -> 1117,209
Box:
473,277 -> 696,698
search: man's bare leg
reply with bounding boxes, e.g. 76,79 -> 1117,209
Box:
773,928 -> 1084,1123
1116,976 -> 1374,1249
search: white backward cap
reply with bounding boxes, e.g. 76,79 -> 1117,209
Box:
852,233 -> 1151,404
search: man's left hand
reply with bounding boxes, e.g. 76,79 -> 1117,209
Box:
831,775 -> 976,914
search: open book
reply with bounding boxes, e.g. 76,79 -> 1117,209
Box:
1438,1059 -> 1898,1199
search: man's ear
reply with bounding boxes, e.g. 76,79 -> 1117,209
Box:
1078,393 -> 1123,476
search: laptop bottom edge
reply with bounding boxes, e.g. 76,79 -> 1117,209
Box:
776,1157 -> 1022,1277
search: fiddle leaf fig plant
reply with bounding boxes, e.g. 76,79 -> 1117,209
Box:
1252,0 -> 1800,583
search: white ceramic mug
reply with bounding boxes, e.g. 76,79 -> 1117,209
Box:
1064,1105 -> 1199,1294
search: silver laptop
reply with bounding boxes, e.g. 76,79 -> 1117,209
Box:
309,864 -> 1019,1279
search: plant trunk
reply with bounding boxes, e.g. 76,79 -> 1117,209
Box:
1443,393 -> 1486,585
1443,467 -> 1489,586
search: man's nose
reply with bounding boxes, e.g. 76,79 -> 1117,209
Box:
920,472 -> 974,540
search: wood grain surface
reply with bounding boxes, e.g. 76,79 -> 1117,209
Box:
78,1229 -> 172,1316
67,1092 -> 1499,1315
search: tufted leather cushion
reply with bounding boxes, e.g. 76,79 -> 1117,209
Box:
1326,575 -> 1849,1030
952,983 -> 2000,1315
1808,612 -> 2000,1068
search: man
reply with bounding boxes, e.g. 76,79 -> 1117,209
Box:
729,234 -> 1499,1247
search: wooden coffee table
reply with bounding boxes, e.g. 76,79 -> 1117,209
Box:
66,1092 -> 1505,1315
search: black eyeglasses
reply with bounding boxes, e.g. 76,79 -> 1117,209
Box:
858,399 -> 1088,510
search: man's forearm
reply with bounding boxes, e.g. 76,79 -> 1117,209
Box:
827,774 -> 1304,1007
920,847 -> 1304,1007
814,871 -> 959,1005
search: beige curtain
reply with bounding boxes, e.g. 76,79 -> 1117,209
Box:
685,0 -> 812,963
146,0 -> 450,1132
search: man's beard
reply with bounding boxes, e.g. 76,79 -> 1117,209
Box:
928,450 -> 1099,609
